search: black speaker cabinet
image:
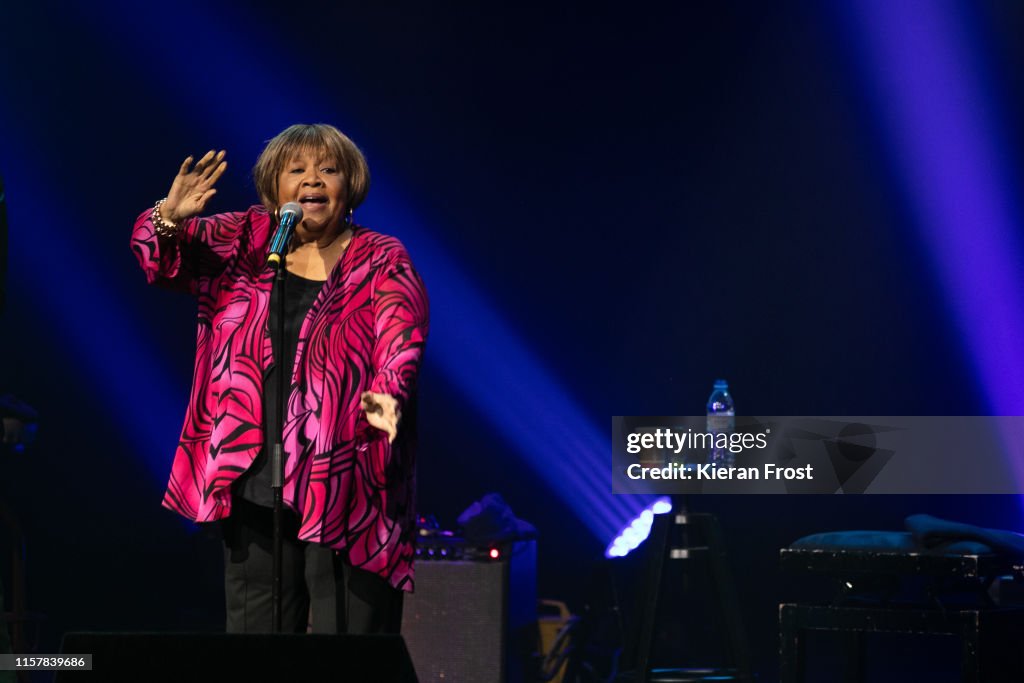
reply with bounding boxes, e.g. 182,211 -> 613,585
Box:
56,632 -> 418,682
401,538 -> 537,683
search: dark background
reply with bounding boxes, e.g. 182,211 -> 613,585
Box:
2,2 -> 1024,681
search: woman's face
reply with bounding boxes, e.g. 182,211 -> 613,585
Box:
276,148 -> 347,242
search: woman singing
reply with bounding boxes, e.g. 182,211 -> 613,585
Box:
131,124 -> 428,634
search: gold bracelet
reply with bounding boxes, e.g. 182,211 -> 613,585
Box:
152,198 -> 179,237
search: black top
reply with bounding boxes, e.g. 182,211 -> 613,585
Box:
236,269 -> 326,506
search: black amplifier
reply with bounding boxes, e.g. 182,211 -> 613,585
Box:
403,536 -> 537,683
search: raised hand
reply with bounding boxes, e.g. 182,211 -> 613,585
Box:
162,150 -> 227,224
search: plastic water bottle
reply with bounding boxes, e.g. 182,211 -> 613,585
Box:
706,379 -> 735,466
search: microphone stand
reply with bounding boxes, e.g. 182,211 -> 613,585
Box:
270,257 -> 287,633
265,204 -> 301,633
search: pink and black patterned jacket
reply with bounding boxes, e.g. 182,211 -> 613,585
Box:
131,204 -> 428,591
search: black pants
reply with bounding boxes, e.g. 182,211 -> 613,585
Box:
222,497 -> 403,634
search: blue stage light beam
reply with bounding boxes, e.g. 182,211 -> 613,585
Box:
839,2 -> 1024,420
834,2 -> 1024,501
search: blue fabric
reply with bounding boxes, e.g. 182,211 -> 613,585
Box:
791,531 -> 917,552
905,514 -> 1024,558
457,493 -> 537,543
791,529 -> 991,555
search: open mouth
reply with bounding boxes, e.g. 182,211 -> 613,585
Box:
299,195 -> 328,207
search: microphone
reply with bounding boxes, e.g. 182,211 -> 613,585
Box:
266,202 -> 303,269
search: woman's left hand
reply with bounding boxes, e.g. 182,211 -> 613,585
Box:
361,391 -> 401,444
